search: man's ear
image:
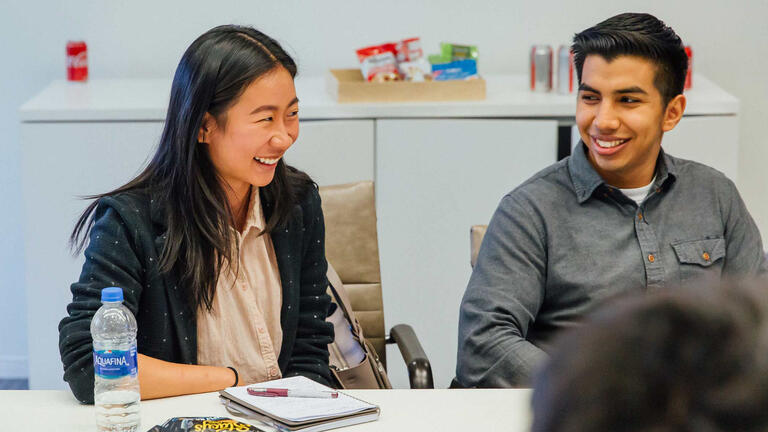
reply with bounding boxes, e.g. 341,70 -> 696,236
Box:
198,113 -> 215,143
662,94 -> 687,132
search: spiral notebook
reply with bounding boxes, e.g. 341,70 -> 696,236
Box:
219,376 -> 379,432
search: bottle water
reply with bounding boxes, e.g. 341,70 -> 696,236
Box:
91,287 -> 141,431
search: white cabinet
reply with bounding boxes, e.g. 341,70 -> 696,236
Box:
571,115 -> 740,182
286,120 -> 374,185
662,115 -> 739,181
17,76 -> 740,389
375,119 -> 557,388
20,121 -> 163,390
19,118 -> 373,390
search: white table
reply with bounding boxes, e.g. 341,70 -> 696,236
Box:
0,389 -> 533,431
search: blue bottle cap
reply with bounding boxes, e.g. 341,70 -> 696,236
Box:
101,287 -> 124,302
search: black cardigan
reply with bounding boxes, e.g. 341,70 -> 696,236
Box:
58,186 -> 334,403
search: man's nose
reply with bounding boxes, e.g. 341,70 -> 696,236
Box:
593,103 -> 620,131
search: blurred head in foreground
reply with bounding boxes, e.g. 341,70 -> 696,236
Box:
532,280 -> 768,432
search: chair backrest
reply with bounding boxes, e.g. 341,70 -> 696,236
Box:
318,181 -> 387,367
470,225 -> 488,269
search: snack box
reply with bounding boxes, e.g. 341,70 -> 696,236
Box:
326,69 -> 486,103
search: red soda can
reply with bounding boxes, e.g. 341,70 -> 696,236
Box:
557,45 -> 575,94
66,41 -> 88,81
530,45 -> 553,92
684,45 -> 693,90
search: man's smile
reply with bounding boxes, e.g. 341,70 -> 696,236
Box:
590,135 -> 631,155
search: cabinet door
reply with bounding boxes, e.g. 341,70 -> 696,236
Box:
21,121 -> 163,389
661,115 -> 739,182
375,119 -> 557,388
285,120 -> 374,186
569,115 -> 740,182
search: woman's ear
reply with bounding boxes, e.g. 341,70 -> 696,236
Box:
198,113 -> 215,143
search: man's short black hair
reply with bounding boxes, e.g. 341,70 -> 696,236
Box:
572,13 -> 688,106
531,280 -> 768,432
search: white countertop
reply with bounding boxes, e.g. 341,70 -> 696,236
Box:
0,388 -> 533,431
19,74 -> 738,122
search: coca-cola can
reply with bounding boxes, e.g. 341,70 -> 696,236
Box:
66,41 -> 88,82
557,45 -> 575,94
684,45 -> 693,90
530,45 -> 552,92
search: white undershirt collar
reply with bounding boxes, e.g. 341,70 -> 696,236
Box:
617,175 -> 657,206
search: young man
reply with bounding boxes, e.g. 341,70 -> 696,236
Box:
456,13 -> 767,388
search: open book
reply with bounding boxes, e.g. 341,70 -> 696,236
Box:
219,376 -> 380,432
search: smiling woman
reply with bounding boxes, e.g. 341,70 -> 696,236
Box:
201,69 -> 301,231
58,25 -> 334,404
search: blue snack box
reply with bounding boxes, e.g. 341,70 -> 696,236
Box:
431,59 -> 478,81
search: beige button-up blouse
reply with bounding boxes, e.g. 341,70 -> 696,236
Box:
196,187 -> 284,384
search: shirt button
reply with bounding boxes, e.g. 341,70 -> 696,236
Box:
258,327 -> 265,334
702,252 -> 710,261
269,367 -> 278,376
648,254 -> 655,263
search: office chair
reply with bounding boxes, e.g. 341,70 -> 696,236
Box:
319,181 -> 434,389
470,225 -> 488,269
449,224 -> 490,389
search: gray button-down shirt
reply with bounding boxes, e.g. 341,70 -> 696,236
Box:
457,143 -> 767,388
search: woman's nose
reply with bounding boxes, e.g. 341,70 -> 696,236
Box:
270,129 -> 293,150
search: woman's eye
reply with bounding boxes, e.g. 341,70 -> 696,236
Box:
258,116 -> 273,122
288,110 -> 299,117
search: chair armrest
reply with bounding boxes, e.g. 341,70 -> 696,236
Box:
387,324 -> 434,389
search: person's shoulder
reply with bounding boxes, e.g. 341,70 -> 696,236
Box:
504,158 -> 571,204
94,189 -> 153,224
287,166 -> 321,210
667,154 -> 729,179
666,154 -> 736,190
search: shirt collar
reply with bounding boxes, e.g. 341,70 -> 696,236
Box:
568,141 -> 678,204
242,186 -> 265,234
149,186 -> 267,234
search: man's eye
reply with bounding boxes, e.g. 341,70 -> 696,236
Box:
581,94 -> 599,102
258,116 -> 273,122
621,97 -> 640,103
288,110 -> 299,117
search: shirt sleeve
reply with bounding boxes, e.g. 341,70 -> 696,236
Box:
58,202 -> 144,404
720,178 -> 768,277
283,187 -> 334,386
457,193 -> 548,387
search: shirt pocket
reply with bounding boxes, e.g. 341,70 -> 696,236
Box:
671,237 -> 726,283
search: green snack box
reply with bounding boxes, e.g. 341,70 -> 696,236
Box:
428,54 -> 450,65
440,43 -> 479,61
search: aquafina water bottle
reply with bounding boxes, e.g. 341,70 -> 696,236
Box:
91,287 -> 141,431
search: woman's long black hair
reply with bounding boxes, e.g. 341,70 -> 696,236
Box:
71,25 -> 313,312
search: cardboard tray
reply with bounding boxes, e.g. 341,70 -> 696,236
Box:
326,69 -> 486,103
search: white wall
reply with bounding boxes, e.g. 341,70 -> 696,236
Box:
2,0 -> 767,382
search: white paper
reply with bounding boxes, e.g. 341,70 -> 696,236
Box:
223,376 -> 376,422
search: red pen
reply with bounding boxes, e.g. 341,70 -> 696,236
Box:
247,387 -> 339,399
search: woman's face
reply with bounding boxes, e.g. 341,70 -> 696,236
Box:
201,67 -> 299,195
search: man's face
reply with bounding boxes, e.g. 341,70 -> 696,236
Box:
576,54 -> 684,188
